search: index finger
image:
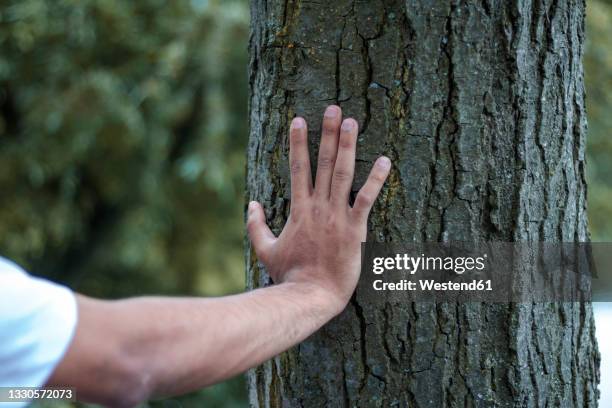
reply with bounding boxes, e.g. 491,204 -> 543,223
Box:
351,156 -> 391,220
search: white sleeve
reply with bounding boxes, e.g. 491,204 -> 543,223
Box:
0,256 -> 77,393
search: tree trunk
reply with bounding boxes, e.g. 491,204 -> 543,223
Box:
246,0 -> 600,406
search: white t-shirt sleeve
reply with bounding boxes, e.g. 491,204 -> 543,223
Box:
0,256 -> 77,393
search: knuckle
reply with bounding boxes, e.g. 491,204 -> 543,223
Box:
322,122 -> 338,134
317,157 -> 334,170
334,169 -> 352,181
358,192 -> 374,206
290,134 -> 305,147
246,218 -> 257,232
371,172 -> 387,183
324,216 -> 338,233
339,135 -> 354,149
290,127 -> 305,140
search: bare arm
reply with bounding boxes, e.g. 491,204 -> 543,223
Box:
51,284 -> 339,407
47,105 -> 391,407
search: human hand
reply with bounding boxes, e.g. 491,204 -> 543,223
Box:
247,105 -> 391,314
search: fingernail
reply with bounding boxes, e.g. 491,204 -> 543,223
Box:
292,117 -> 305,129
341,119 -> 355,131
324,105 -> 340,118
248,201 -> 257,213
377,156 -> 391,170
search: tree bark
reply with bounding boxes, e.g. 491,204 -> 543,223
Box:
246,0 -> 600,406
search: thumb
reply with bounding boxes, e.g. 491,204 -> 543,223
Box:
246,201 -> 275,258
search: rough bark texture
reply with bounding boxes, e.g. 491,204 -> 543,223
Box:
246,0 -> 600,406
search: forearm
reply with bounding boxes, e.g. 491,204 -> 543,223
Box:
50,281 -> 341,406
132,281 -> 340,397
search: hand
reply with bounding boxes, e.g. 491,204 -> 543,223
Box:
247,105 -> 391,314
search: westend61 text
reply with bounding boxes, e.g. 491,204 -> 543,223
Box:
373,279 -> 493,291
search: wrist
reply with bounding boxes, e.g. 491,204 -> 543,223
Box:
279,280 -> 348,321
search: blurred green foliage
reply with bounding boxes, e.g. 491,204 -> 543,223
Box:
0,0 -> 610,407
0,0 -> 250,405
585,0 -> 612,241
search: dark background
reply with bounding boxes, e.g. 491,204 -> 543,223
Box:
0,0 -> 610,406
